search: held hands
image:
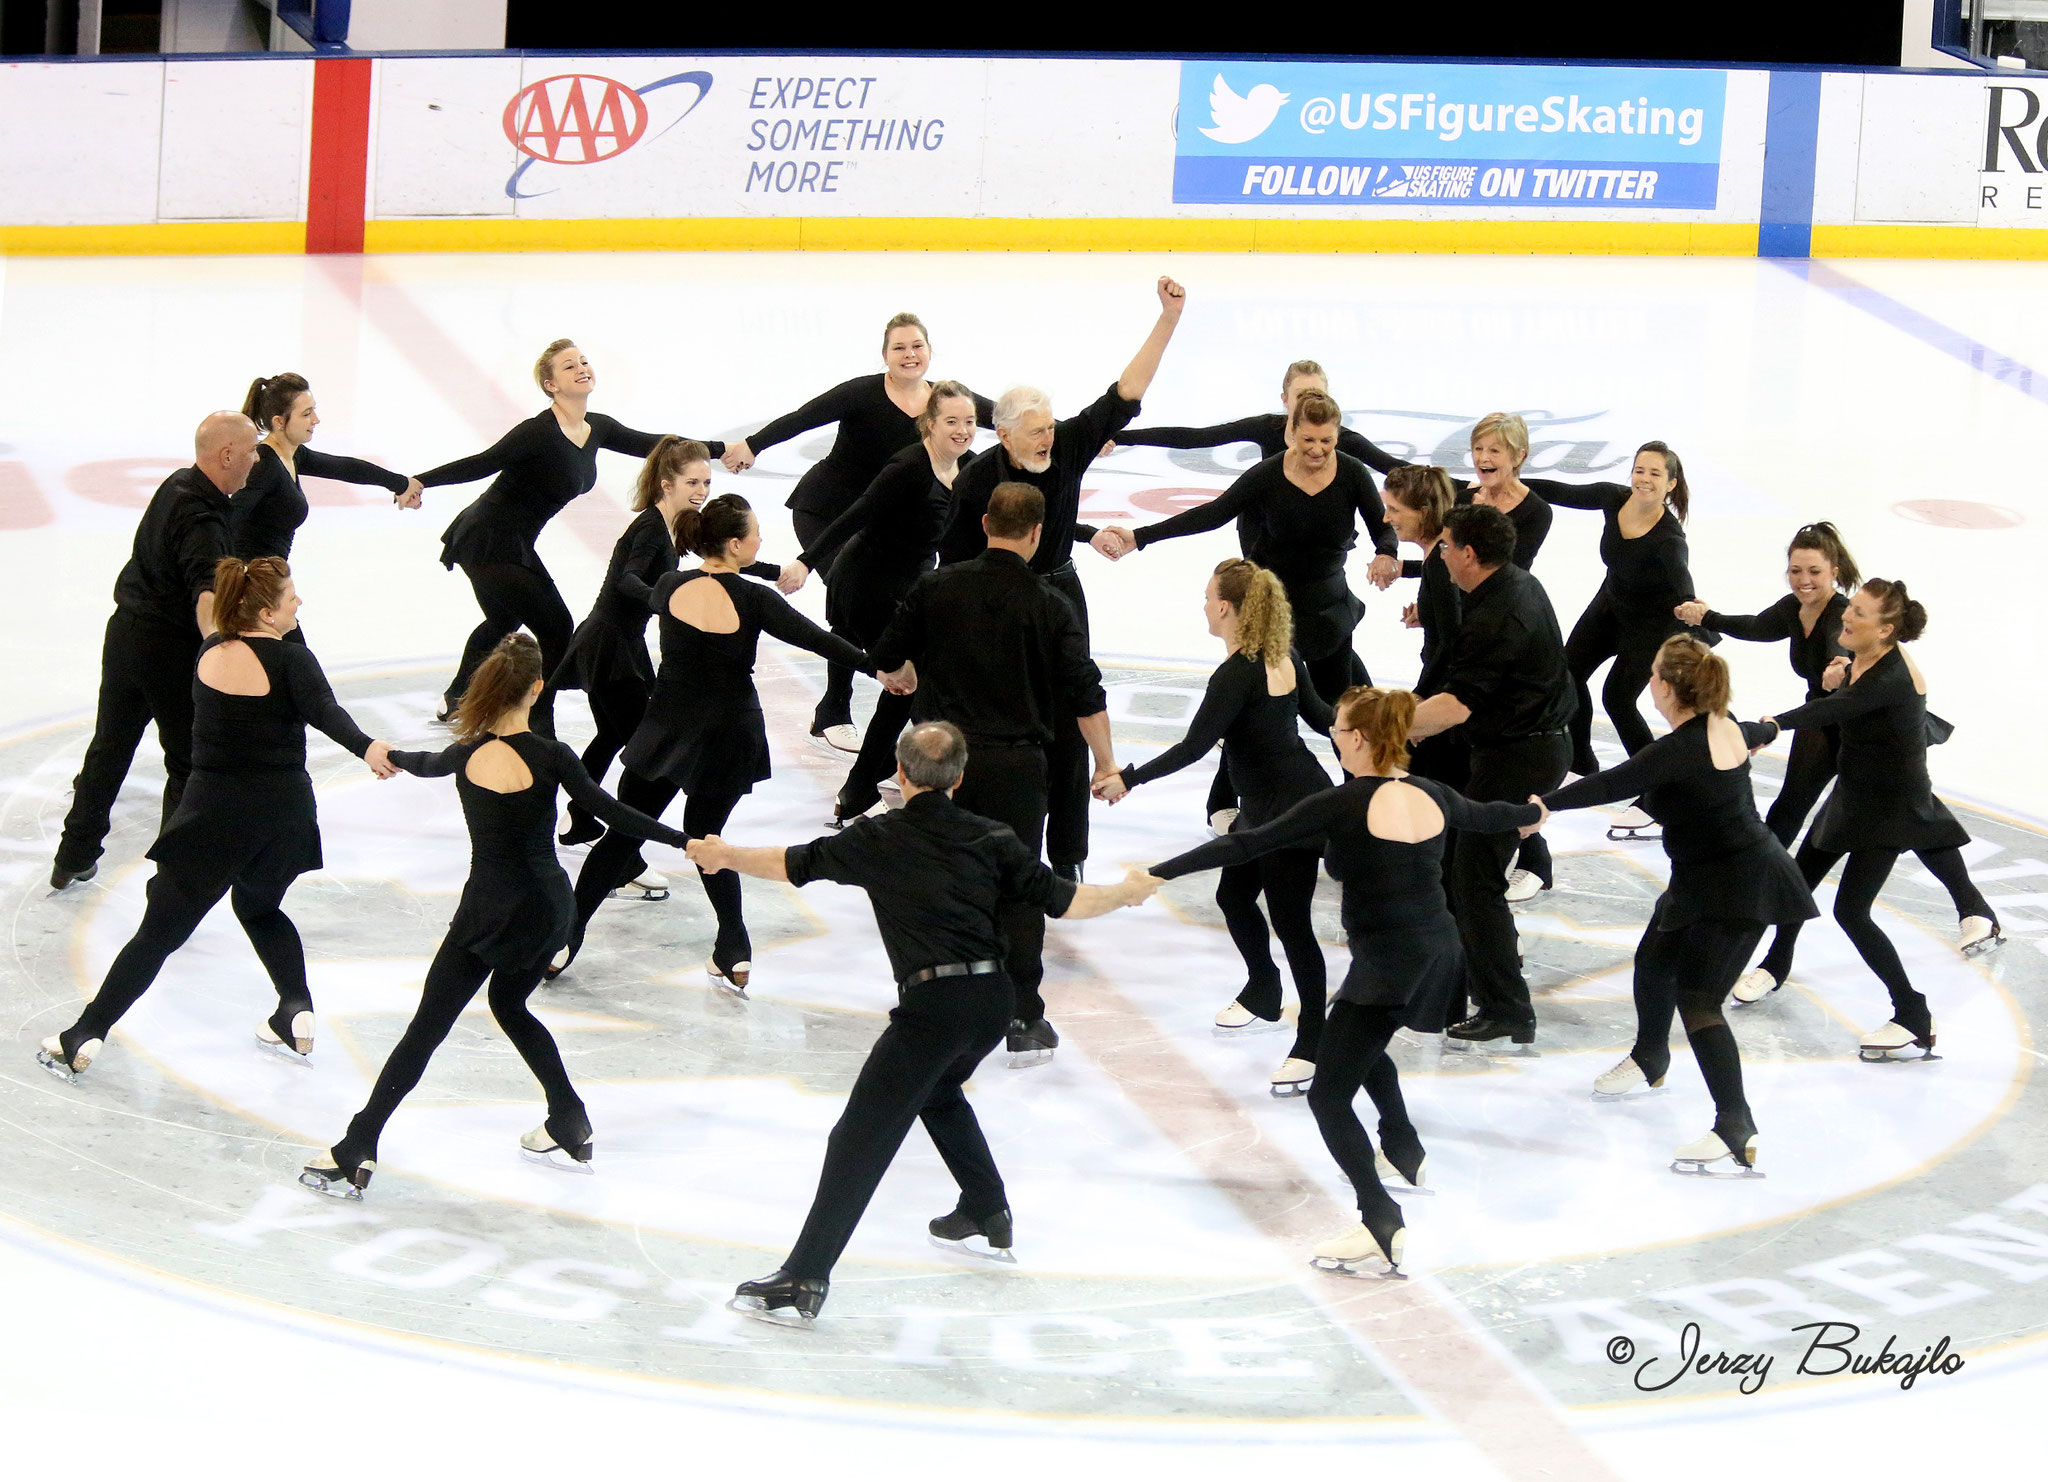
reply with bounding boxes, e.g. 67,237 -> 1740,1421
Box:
365,740 -> 399,780
686,835 -> 732,874
1367,553 -> 1400,591
1156,276 -> 1188,318
1821,656 -> 1849,691
1517,794 -> 1550,838
396,477 -> 424,510
1674,599 -> 1708,627
1118,867 -> 1163,907
879,661 -> 917,696
777,560 -> 810,595
721,442 -> 755,474
1092,527 -> 1136,561
1091,767 -> 1128,804
1401,601 -> 1421,630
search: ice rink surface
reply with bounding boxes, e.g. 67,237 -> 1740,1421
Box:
1,250 -> 2045,1480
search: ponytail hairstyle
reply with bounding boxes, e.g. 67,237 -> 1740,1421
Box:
1281,359 -> 1327,397
1288,388 -> 1343,435
1860,577 -> 1928,645
1469,411 -> 1529,472
1637,439 -> 1690,524
632,436 -> 712,513
881,311 -> 930,355
1334,686 -> 1418,774
533,338 -> 578,395
673,491 -> 754,559
915,379 -> 976,438
212,556 -> 292,634
1653,635 -> 1731,716
1383,464 -> 1457,542
455,633 -> 544,744
1789,521 -> 1861,594
242,372 -> 310,436
1213,558 -> 1293,667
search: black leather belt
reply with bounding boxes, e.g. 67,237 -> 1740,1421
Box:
903,960 -> 1002,987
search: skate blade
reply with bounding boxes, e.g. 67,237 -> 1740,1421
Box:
1212,1018 -> 1288,1038
1590,1084 -> 1667,1103
1269,1081 -> 1312,1098
1670,1159 -> 1766,1179
1962,936 -> 2005,960
521,1146 -> 595,1175
1606,827 -> 1661,842
1859,1047 -> 1941,1064
706,958 -> 751,999
298,1169 -> 365,1201
1310,1256 -> 1407,1280
1387,1183 -> 1435,1198
1006,1048 -> 1054,1070
728,1295 -> 815,1330
928,1233 -> 1019,1264
255,1032 -> 313,1067
1448,1042 -> 1539,1059
35,1049 -> 83,1083
608,884 -> 671,902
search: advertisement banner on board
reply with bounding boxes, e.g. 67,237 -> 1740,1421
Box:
1172,62 -> 1728,209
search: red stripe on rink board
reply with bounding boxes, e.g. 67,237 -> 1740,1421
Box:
307,59 -> 373,255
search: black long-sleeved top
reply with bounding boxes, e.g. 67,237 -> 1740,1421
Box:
421,411 -> 710,571
1444,480 -> 1552,569
1122,651 -> 1332,806
190,634 -> 373,772
1531,479 -> 1693,626
785,789 -> 1078,981
1702,593 -> 1849,702
797,442 -> 965,577
939,383 -> 1138,574
1132,452 -> 1398,577
1117,413 -> 1403,474
231,443 -> 408,560
112,466 -> 232,634
1544,714 -> 1816,929
1433,562 -> 1576,746
872,548 -> 1107,746
1409,541 -> 1462,694
747,375 -> 994,517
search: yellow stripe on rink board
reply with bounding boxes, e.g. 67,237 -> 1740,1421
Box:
0,222 -> 306,255
1810,224 -> 2048,259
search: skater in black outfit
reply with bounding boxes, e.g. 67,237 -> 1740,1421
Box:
1101,560 -> 1334,1095
1383,465 -> 1465,790
52,412 -> 260,890
550,438 -> 782,849
40,559 -> 398,1080
722,314 -> 993,751
780,382 -> 979,824
1113,358 -> 1405,473
300,635 -> 692,1199
233,373 -> 421,591
552,495 -> 880,989
692,721 -> 1157,1327
1152,687 -> 1540,1277
1743,581 -> 1997,1058
1407,505 -> 1575,1048
1101,390 -> 1401,705
871,483 -> 1124,1065
1537,637 -> 1817,1177
417,339 -> 721,736
939,276 -> 1188,877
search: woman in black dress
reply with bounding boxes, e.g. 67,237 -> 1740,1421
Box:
417,339 -> 721,736
1112,358 -> 1404,474
1102,560 -> 1334,1095
1382,466 -> 1463,781
301,634 -> 692,1199
721,314 -> 992,750
552,495 -> 880,989
1103,391 -> 1400,706
38,558 -> 397,1081
1746,581 -> 1996,1060
1148,687 -> 1540,1277
1537,637 -> 1816,1177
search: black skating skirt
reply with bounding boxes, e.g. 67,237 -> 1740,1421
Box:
149,769 -> 322,897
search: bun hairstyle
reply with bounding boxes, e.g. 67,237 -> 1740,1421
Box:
1213,558 -> 1293,667
1790,521 -> 1861,593
213,556 -> 291,633
633,436 -> 711,513
1861,577 -> 1928,645
456,633 -> 544,744
915,379 -> 976,437
881,311 -> 929,354
1334,686 -> 1418,774
533,338 -> 578,393
673,491 -> 753,559
242,373 -> 310,436
1469,411 -> 1530,471
1636,440 -> 1690,523
1288,388 -> 1343,433
1654,635 -> 1731,716
1383,464 -> 1457,541
1282,358 -> 1327,394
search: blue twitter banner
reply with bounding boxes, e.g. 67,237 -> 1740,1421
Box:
1173,62 -> 1727,209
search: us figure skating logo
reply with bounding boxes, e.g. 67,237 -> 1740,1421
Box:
502,71 -> 713,200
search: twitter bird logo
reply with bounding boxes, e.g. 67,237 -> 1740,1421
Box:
1199,75 -> 1289,144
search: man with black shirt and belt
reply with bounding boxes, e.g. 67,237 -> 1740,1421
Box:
938,275 -> 1187,879
873,482 -> 1123,1066
1408,503 -> 1576,1048
52,411 -> 261,890
690,721 -> 1157,1327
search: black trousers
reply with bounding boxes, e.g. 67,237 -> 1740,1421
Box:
1565,599 -> 1666,775
837,686 -> 916,817
1451,732 -> 1571,1025
1306,1000 -> 1414,1228
334,938 -> 581,1167
784,972 -> 1012,1280
58,612 -> 200,871
1217,847 -> 1327,1062
63,866 -> 305,1058
568,772 -> 745,966
1043,565 -> 1093,870
562,676 -> 649,838
953,741 -> 1052,1022
451,563 -> 573,737
792,509 -> 860,732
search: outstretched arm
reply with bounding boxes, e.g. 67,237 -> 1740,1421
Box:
1116,277 -> 1188,402
1522,476 -> 1626,513
1056,870 -> 1160,918
688,837 -> 789,880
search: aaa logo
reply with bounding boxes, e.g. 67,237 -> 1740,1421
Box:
503,75 -> 650,165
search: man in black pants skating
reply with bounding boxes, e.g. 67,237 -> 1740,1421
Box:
1409,503 -> 1576,1047
689,721 -> 1157,1327
52,411 -> 261,890
871,481 -> 1124,1065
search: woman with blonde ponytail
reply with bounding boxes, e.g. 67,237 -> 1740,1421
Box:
1146,685 -> 1542,1278
40,558 -> 400,1082
1102,560 -> 1336,1093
